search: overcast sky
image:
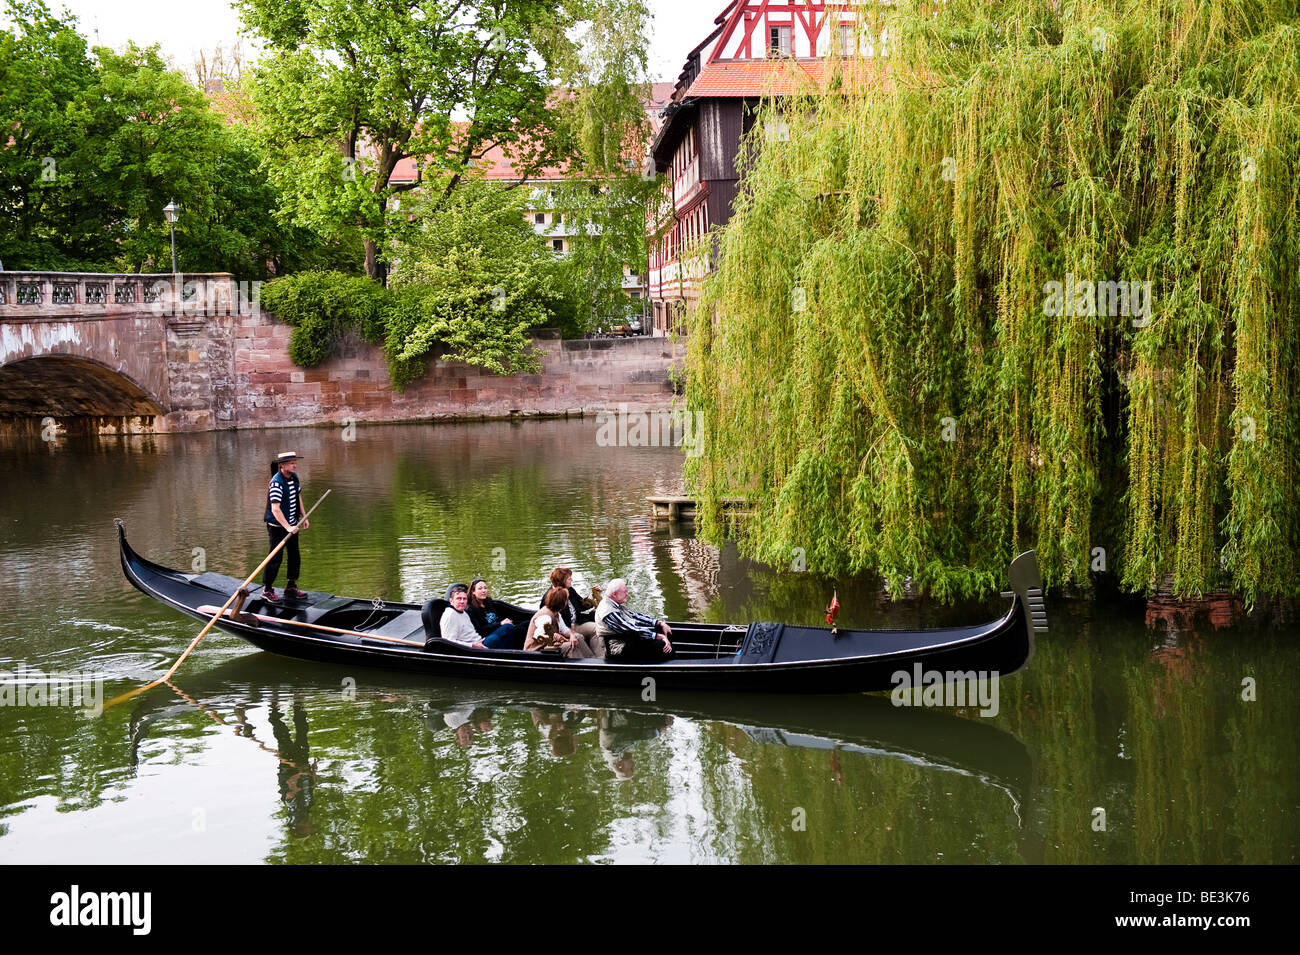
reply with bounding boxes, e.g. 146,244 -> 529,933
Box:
27,0 -> 720,82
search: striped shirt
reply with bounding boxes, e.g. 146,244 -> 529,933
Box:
264,472 -> 301,526
595,597 -> 658,640
595,596 -> 664,660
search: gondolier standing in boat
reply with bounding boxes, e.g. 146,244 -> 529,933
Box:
263,451 -> 309,603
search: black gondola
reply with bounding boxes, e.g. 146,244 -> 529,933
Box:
116,519 -> 1047,693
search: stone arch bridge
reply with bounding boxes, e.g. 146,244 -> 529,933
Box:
0,272 -> 246,435
2,270 -> 684,436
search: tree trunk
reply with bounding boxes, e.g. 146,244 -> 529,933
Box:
364,239 -> 388,287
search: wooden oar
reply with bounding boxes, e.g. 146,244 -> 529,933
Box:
105,489 -> 331,709
196,605 -> 424,647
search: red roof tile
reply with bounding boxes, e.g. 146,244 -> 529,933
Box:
391,140 -> 569,185
647,81 -> 677,121
389,85 -> 677,185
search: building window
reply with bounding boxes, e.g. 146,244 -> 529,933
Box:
631,291 -> 640,299
535,212 -> 546,224
768,24 -> 791,57
839,24 -> 856,56
863,26 -> 890,58
765,118 -> 790,142
552,238 -> 564,252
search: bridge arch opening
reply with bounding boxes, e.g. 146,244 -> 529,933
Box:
0,356 -> 163,435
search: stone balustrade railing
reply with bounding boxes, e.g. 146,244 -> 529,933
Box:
0,272 -> 258,318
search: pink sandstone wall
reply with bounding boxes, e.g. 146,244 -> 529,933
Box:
233,309 -> 684,429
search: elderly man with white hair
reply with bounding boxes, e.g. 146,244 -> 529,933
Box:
594,578 -> 674,661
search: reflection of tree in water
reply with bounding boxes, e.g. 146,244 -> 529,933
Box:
126,679 -> 322,847
268,694 -> 315,839
198,678 -> 1036,864
407,697 -> 671,863
697,720 -> 1030,865
99,623 -> 1297,865
383,420 -> 682,607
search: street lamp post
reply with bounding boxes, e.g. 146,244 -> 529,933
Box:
163,200 -> 179,273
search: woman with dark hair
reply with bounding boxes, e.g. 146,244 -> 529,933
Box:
466,578 -> 524,649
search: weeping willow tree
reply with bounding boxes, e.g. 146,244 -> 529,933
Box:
685,0 -> 1300,605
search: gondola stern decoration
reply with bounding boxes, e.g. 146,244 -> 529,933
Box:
1006,549 -> 1046,668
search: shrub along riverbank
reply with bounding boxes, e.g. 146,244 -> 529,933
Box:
259,177 -> 651,388
685,0 -> 1300,605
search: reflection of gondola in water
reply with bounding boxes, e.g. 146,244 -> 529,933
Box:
125,652 -> 1035,827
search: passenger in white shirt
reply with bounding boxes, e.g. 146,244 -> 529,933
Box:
439,584 -> 484,646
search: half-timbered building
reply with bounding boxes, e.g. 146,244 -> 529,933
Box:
646,1 -> 889,335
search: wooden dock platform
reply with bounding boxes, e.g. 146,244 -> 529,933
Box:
648,495 -> 752,521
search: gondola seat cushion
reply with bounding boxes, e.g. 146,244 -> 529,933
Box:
421,598 -> 450,648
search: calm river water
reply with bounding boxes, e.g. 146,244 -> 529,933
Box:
0,420 -> 1295,863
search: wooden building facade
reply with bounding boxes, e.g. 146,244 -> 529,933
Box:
646,1 -> 887,335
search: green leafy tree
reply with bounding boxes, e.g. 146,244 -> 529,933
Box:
550,175 -> 654,330
385,178 -> 568,382
686,0 -> 1300,604
262,179 -> 572,385
78,44 -> 252,272
0,0 -> 99,268
236,0 -> 652,283
0,0 -> 328,276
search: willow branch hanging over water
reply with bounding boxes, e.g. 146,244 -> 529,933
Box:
685,0 -> 1300,605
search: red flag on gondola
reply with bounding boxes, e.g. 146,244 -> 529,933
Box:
825,590 -> 840,634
